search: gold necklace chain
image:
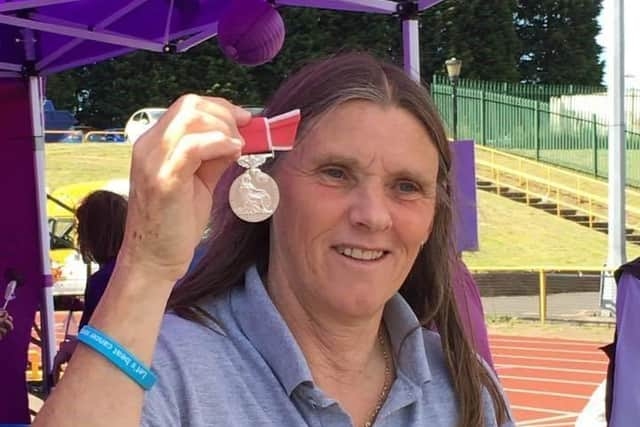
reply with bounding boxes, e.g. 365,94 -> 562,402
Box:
363,328 -> 392,427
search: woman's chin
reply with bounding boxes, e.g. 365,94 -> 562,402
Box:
323,289 -> 387,320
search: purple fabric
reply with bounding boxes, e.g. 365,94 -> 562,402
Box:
217,0 -> 285,66
452,260 -> 494,369
0,0 -> 229,75
0,78 -> 42,424
452,140 -> 479,252
610,272 -> 640,425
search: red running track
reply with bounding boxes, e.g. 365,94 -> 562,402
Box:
31,313 -> 609,426
491,334 -> 608,426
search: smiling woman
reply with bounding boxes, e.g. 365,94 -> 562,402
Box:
33,53 -> 513,427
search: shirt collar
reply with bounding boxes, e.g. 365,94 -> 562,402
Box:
230,265 -> 313,396
230,265 -> 432,395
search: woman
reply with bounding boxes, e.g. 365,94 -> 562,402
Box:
51,190 -> 128,383
34,53 -> 512,427
76,190 -> 128,329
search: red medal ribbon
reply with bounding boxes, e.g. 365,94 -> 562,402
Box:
239,109 -> 300,155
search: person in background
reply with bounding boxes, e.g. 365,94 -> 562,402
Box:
34,53 -> 512,427
52,190 -> 128,382
76,190 -> 128,329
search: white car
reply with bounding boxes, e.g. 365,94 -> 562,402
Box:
124,107 -> 167,143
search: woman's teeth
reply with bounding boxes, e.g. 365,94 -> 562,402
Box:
338,247 -> 384,260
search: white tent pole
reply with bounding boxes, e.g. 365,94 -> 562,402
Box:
402,18 -> 420,82
607,0 -> 626,268
28,75 -> 56,394
600,0 -> 626,313
399,1 -> 420,82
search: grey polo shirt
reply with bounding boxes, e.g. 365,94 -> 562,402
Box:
141,266 -> 514,426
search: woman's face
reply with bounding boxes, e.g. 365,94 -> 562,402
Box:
268,100 -> 440,320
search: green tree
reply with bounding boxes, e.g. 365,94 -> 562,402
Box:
516,0 -> 604,84
420,0 -> 521,82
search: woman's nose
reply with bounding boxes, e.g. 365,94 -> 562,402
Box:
348,184 -> 392,232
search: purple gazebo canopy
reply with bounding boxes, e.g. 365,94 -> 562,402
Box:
0,0 -> 228,76
0,0 -> 442,77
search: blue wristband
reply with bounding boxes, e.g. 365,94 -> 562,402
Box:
78,324 -> 157,390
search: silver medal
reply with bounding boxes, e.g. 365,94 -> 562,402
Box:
229,154 -> 280,223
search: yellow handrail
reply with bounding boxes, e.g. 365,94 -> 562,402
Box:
478,159 -> 640,215
477,145 -> 640,201
477,158 -> 640,229
539,270 -> 547,325
476,167 -> 609,225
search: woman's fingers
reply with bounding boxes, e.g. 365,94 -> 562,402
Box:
134,95 -> 248,191
200,96 -> 252,127
156,95 -> 250,148
162,130 -> 243,193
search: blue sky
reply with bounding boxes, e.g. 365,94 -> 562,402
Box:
598,0 -> 639,87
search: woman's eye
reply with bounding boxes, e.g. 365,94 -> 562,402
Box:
397,181 -> 420,193
322,167 -> 346,180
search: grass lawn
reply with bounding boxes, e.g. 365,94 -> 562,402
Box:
463,190 -> 640,269
45,143 -> 132,191
45,143 -> 640,269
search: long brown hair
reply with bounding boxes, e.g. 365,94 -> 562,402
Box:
169,52 -> 508,426
75,190 -> 127,265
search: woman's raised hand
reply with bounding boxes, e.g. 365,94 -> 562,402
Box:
120,95 -> 251,283
33,95 -> 251,427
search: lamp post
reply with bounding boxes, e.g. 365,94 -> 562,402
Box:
445,57 -> 462,141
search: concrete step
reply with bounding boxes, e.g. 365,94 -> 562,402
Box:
558,209 -> 578,216
524,197 -> 543,204
566,215 -> 592,223
532,202 -> 558,210
477,184 -> 497,192
591,223 -> 635,235
494,187 -> 513,195
503,191 -> 527,198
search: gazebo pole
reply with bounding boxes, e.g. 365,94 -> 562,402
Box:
400,2 -> 420,82
603,0 -> 626,311
28,75 -> 56,394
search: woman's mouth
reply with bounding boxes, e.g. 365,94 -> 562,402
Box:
334,246 -> 388,261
